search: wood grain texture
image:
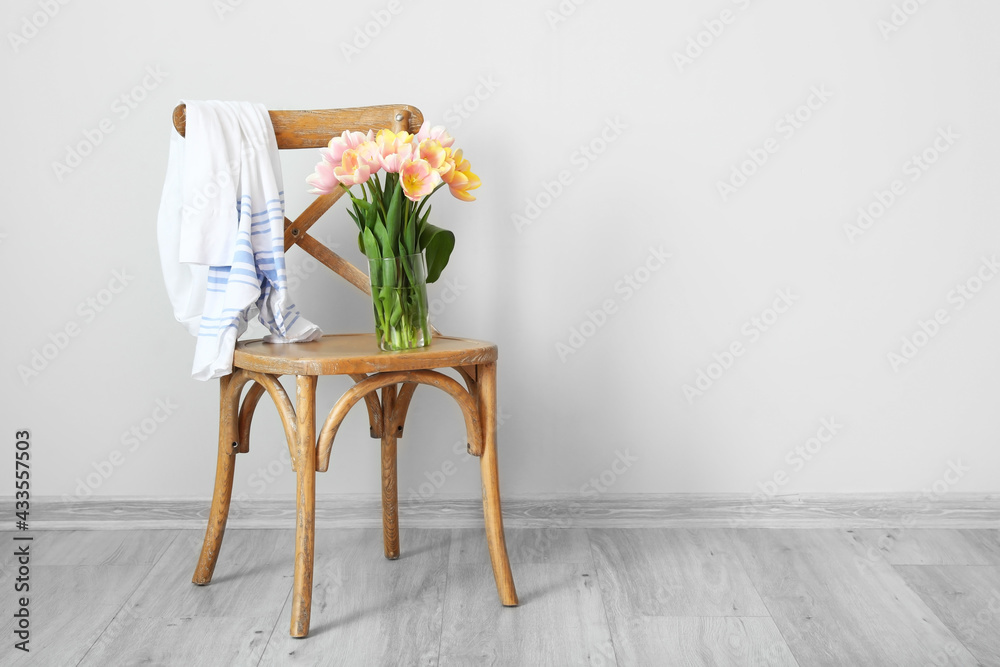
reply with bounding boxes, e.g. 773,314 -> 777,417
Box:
192,374 -> 240,585
8,527 -> 1000,664
132,529 -> 296,619
348,372 -> 384,438
80,616 -> 273,667
439,563 -> 615,666
236,380 -> 265,453
20,494 -> 1000,531
172,103 -> 424,147
449,527 -> 594,565
610,616 -> 798,667
260,528 -> 447,666
393,380 -> 419,436
238,369 -> 298,466
589,528 -> 769,617
852,528 -> 1000,565
234,334 -> 497,376
282,190 -> 344,251
0,564 -> 163,667
316,368 -> 483,473
391,108 -> 410,133
31,529 -> 177,566
896,564 -> 1000,666
728,528 -> 980,666
291,375 -> 318,637
478,360 -> 518,607
381,384 -> 401,560
589,528 -> 797,665
0,532 -> 177,666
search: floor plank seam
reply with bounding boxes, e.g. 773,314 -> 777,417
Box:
888,561 -> 986,664
435,529 -> 454,667
585,528 -> 624,667
74,530 -> 184,666
257,584 -> 294,665
724,530 -> 803,667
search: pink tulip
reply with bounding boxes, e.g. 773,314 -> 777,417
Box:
375,129 -> 414,157
416,139 -> 448,172
356,141 -> 382,172
400,158 -> 442,202
306,160 -> 340,194
334,149 -> 372,187
321,130 -> 373,166
377,141 -> 414,173
415,121 -> 455,148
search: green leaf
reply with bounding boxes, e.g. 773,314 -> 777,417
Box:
382,173 -> 395,210
370,219 -> 397,286
378,284 -> 389,300
400,246 -> 416,285
419,222 -> 455,284
374,220 -> 392,259
389,292 -> 403,326
372,290 -> 386,328
346,208 -> 362,231
362,227 -> 381,283
351,196 -> 370,216
385,181 -> 403,252
364,199 -> 379,231
403,214 -> 417,256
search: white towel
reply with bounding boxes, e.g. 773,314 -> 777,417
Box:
157,100 -> 322,381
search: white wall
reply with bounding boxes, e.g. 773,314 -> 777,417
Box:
2,0 -> 998,501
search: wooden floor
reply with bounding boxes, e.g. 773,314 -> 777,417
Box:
2,527 -> 998,666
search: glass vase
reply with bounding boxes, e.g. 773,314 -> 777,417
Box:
368,252 -> 432,351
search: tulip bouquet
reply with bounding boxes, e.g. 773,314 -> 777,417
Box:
306,122 -> 480,350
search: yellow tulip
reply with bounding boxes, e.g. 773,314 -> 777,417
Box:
441,148 -> 481,202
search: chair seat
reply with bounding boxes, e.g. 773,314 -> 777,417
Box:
234,333 -> 497,376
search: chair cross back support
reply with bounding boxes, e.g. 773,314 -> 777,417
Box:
173,103 -> 518,638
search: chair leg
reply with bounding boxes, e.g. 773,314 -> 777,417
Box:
290,375 -> 318,638
381,385 -> 400,560
477,361 -> 518,606
381,432 -> 401,559
193,374 -> 239,585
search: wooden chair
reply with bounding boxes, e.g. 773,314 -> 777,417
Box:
172,103 -> 518,637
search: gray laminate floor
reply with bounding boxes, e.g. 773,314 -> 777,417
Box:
2,527 -> 998,666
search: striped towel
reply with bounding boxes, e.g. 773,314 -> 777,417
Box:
157,101 -> 321,381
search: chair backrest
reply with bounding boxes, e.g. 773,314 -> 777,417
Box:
172,103 -> 424,298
